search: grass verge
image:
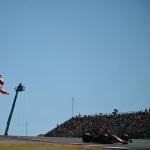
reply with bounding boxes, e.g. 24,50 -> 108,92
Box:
0,143 -> 108,150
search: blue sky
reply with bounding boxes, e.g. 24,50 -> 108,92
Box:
0,0 -> 150,136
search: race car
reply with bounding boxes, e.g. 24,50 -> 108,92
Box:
82,132 -> 132,144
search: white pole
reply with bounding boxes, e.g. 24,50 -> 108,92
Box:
72,97 -> 73,118
26,121 -> 28,136
72,97 -> 76,118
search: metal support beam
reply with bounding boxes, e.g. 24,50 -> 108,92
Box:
4,83 -> 25,136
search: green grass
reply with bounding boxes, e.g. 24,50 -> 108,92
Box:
0,143 -> 106,150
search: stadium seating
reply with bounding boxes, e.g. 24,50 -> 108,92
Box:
45,109 -> 150,139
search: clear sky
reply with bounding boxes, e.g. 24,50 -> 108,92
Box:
0,0 -> 150,136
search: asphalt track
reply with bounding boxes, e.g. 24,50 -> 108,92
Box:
0,135 -> 150,150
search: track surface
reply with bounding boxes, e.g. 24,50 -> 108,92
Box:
0,136 -> 150,150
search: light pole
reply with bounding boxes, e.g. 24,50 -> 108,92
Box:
4,83 -> 25,136
26,121 -> 28,136
72,97 -> 75,118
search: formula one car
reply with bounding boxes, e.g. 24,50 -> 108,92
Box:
82,132 -> 132,144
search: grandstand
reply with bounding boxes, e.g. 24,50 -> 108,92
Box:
45,109 -> 150,139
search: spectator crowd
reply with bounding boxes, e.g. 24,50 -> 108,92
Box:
45,108 -> 150,139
